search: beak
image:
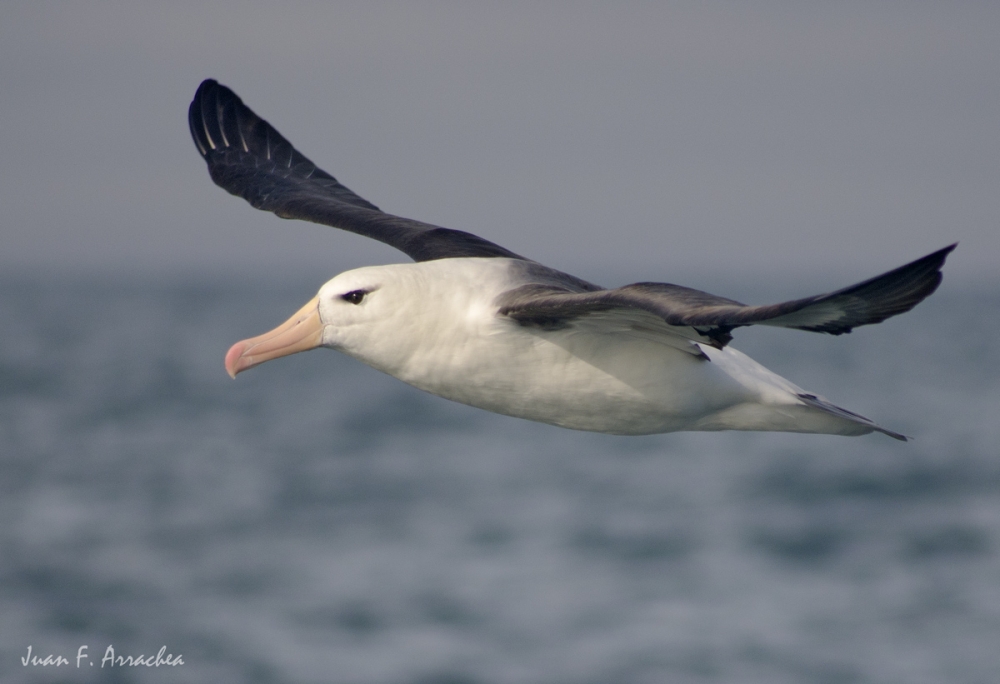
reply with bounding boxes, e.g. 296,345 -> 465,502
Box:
225,296 -> 324,378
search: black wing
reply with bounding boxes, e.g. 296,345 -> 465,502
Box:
498,245 -> 955,348
189,79 -> 523,262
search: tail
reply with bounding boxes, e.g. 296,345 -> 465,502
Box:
700,345 -> 909,440
796,392 -> 907,441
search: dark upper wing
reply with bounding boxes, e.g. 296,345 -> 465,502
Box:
498,245 -> 955,348
189,79 -> 522,262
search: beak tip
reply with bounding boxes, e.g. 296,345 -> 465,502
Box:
222,296 -> 323,380
224,342 -> 246,379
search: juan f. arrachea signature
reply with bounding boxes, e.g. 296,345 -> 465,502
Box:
22,645 -> 183,667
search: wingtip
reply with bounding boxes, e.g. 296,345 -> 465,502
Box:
189,79 -> 245,159
188,79 -> 220,158
932,242 -> 958,262
906,243 -> 957,272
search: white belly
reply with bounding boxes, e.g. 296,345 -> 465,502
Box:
389,321 -> 754,435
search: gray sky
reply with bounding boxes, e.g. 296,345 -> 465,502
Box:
2,2 -> 997,288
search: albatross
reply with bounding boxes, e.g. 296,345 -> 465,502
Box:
189,79 -> 953,440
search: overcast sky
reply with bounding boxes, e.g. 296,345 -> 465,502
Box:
1,2 -> 996,289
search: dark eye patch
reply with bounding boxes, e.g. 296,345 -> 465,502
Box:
341,290 -> 367,305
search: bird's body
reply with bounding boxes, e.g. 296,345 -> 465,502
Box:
313,258 -> 869,437
191,79 -> 953,440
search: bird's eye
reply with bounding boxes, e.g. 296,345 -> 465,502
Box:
341,290 -> 367,305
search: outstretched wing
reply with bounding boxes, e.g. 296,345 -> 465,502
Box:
498,245 -> 955,348
189,79 -> 523,262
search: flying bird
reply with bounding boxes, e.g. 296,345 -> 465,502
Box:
189,79 -> 953,440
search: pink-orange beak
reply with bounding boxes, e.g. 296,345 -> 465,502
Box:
225,296 -> 324,378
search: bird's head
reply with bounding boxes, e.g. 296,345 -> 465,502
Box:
224,264 -> 420,378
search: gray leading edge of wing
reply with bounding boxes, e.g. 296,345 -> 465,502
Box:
498,244 -> 956,348
189,79 -> 523,262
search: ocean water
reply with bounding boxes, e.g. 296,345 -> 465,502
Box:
1,272 -> 998,684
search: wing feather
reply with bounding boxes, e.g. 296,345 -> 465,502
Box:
498,245 -> 955,348
189,79 -> 522,262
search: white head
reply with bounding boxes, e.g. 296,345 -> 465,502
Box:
224,261 -> 493,378
224,265 -> 409,378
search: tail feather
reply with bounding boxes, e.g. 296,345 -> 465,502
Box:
797,393 -> 907,441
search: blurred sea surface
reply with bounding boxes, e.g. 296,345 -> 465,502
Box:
1,271 -> 998,684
